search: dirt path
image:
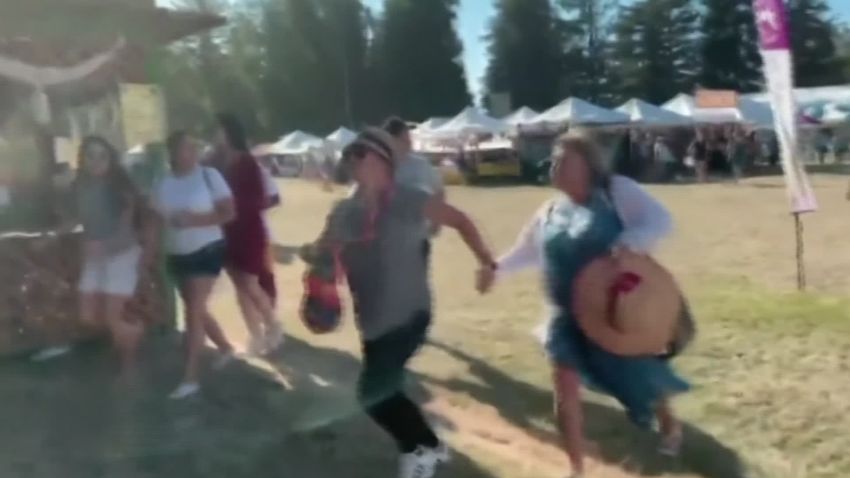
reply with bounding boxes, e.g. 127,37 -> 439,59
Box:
426,387 -> 643,478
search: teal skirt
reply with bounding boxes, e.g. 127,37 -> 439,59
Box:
545,312 -> 690,429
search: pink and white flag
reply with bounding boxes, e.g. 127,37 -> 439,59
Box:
753,0 -> 818,213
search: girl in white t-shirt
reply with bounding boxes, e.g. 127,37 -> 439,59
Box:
153,132 -> 237,400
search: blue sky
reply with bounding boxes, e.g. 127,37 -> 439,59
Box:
364,0 -> 850,98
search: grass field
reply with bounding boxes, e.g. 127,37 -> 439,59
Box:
2,175 -> 850,478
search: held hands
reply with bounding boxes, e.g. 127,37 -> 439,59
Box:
476,263 -> 497,294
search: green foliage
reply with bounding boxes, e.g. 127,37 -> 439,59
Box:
484,0 -> 565,110
789,0 -> 848,87
371,0 -> 471,121
610,0 -> 700,103
262,0 -> 370,134
150,0 -> 850,141
698,0 -> 763,92
557,0 -> 618,103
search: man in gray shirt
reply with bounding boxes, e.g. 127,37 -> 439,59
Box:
382,117 -> 444,238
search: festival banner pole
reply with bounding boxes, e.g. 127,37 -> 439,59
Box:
753,0 -> 818,291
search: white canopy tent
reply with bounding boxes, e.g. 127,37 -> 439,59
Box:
326,127 -> 357,150
504,106 -> 539,126
617,99 -> 692,126
746,84 -> 850,109
661,94 -> 696,117
818,103 -> 850,125
412,117 -> 449,136
661,94 -> 774,129
431,106 -> 508,137
269,130 -> 326,155
531,97 -> 629,127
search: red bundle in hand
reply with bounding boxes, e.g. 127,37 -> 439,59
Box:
299,245 -> 343,334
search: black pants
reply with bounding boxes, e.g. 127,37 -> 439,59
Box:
358,311 -> 438,453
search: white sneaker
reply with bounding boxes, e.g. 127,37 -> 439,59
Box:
169,382 -> 200,400
658,428 -> 683,457
31,345 -> 72,362
264,321 -> 285,352
247,335 -> 267,357
399,447 -> 437,478
212,351 -> 236,370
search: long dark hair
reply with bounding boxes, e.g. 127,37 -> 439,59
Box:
75,136 -> 137,198
166,130 -> 191,168
216,113 -> 250,153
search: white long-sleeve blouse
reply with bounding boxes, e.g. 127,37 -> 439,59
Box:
497,175 -> 672,276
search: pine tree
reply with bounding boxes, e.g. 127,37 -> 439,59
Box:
262,0 -> 371,133
155,0 -> 269,134
788,0 -> 847,87
610,0 -> 700,103
372,0 -> 471,121
699,0 -> 762,92
558,0 -> 617,103
484,0 -> 566,111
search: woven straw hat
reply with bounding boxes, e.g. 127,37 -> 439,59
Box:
572,251 -> 682,357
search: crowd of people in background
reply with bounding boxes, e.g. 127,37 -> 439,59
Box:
619,126 -> 769,184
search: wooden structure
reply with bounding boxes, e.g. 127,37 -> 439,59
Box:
0,0 -> 224,356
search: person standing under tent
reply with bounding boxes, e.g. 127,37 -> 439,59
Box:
307,129 -> 496,478
214,114 -> 284,356
153,131 -> 237,399
727,129 -> 748,183
478,130 -> 689,478
653,136 -> 678,183
687,130 -> 709,183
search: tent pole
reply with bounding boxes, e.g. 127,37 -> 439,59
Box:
794,212 -> 806,291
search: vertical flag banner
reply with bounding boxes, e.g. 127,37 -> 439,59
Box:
753,0 -> 818,213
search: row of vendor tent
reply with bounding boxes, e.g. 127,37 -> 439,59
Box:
412,86 -> 850,144
251,85 -> 850,158
252,127 -> 357,157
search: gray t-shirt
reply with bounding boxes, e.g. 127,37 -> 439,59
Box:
395,153 -> 443,195
326,187 -> 432,340
76,181 -> 136,254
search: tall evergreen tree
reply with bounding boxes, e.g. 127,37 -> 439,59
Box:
155,0 -> 268,134
262,0 -> 371,134
484,0 -> 565,111
788,0 -> 847,87
699,0 -> 762,92
558,0 -> 617,103
610,0 -> 700,103
372,0 -> 471,120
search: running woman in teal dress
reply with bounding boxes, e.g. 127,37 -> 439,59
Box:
479,130 -> 690,478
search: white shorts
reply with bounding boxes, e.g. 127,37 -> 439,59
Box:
79,245 -> 142,297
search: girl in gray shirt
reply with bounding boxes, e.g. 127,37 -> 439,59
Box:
74,136 -> 145,376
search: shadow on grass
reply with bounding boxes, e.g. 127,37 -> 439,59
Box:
0,334 -> 495,478
424,339 -> 746,478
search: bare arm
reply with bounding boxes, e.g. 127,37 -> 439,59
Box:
424,197 -> 494,267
